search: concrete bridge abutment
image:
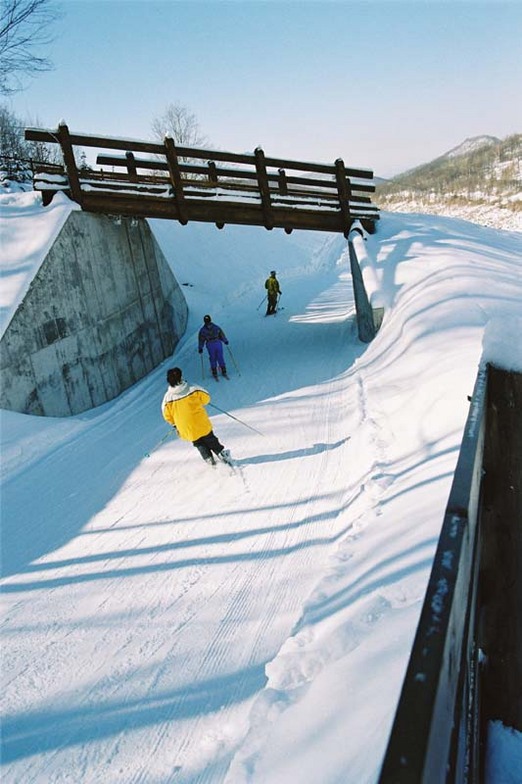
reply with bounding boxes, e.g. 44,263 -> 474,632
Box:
0,212 -> 187,416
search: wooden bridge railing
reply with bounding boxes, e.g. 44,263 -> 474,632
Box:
378,363 -> 522,783
25,123 -> 379,236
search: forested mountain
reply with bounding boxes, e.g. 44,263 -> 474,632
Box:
375,134 -> 521,231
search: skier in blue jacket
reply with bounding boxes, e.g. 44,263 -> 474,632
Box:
198,315 -> 229,380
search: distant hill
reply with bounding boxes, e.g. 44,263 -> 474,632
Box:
443,135 -> 500,159
375,134 -> 522,231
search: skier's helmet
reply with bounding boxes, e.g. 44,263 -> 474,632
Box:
203,314 -> 211,324
270,270 -> 276,275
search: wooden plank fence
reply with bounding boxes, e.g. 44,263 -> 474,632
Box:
25,123 -> 379,236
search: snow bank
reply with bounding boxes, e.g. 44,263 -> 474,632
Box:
482,318 -> 522,373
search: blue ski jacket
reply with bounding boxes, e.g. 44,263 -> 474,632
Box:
198,322 -> 228,352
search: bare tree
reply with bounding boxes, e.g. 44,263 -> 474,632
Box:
0,103 -> 26,177
1,103 -> 61,182
0,0 -> 60,95
150,103 -> 208,179
151,103 -> 207,149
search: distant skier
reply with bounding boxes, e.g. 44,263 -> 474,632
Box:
264,270 -> 281,316
198,314 -> 229,380
161,367 -> 232,466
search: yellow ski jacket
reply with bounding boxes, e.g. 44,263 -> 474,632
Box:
161,381 -> 212,442
265,275 -> 281,295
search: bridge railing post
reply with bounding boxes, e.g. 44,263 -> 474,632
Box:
335,157 -> 352,236
254,147 -> 274,230
207,161 -> 218,186
125,151 -> 138,182
56,122 -> 82,204
164,136 -> 188,225
277,168 -> 288,195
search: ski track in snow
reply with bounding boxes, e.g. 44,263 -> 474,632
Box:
222,353 -> 400,782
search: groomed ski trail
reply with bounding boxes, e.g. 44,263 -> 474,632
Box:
1,250 -> 367,784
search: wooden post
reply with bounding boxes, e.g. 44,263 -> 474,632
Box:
164,136 -> 188,225
208,161 -> 218,185
56,122 -> 82,204
278,168 -> 288,195
335,158 -> 352,236
125,151 -> 138,182
254,147 -> 274,230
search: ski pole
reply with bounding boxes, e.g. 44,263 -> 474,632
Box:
200,352 -> 205,379
256,294 -> 267,311
208,403 -> 265,436
226,345 -> 241,376
144,428 -> 176,458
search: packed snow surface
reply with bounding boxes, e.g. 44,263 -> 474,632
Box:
1,192 -> 521,782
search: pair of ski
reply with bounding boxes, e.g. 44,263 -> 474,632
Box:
208,454 -> 237,475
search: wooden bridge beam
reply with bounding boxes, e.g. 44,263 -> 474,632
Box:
75,190 -> 357,233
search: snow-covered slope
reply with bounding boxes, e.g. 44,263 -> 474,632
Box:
1,194 -> 521,783
443,135 -> 500,159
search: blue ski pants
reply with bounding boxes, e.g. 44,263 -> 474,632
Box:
206,340 -> 226,371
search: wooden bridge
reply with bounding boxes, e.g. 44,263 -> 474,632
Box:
25,123 -> 379,237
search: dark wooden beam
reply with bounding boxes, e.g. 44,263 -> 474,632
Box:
208,161 -> 218,185
278,168 -> 288,195
254,147 -> 274,230
335,158 -> 352,235
56,123 -> 82,204
164,136 -> 188,225
125,151 -> 138,182
74,190 -> 367,232
25,127 -> 166,155
95,154 -> 375,193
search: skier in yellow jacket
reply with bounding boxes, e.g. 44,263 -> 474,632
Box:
264,270 -> 281,316
161,367 -> 232,466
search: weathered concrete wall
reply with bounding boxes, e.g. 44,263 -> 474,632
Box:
0,212 -> 187,416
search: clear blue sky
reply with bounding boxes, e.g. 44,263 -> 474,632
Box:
7,0 -> 522,177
